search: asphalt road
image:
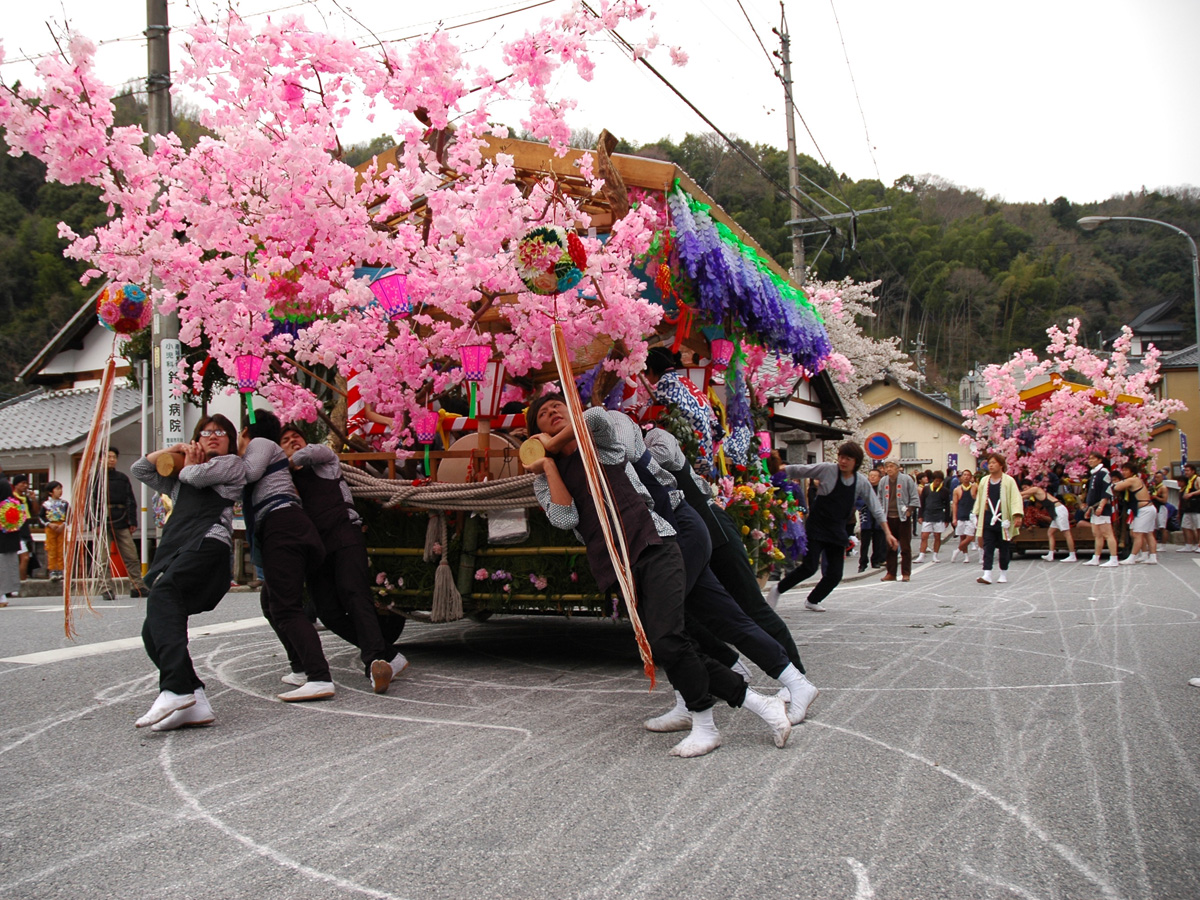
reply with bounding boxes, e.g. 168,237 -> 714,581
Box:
2,551 -> 1199,900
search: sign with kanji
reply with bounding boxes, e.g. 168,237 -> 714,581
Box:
161,339 -> 184,441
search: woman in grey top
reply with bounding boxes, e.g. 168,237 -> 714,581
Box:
130,414 -> 245,732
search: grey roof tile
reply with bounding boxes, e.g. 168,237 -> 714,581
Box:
0,386 -> 142,452
1160,343 -> 1199,369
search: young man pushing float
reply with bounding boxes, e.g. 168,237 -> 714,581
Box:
525,394 -> 792,758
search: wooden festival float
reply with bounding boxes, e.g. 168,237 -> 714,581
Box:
332,134 -> 832,632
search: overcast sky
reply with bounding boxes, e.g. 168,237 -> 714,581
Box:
3,0 -> 1197,205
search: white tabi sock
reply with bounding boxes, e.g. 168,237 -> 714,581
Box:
669,706 -> 721,757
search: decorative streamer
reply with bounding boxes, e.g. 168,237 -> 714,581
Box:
550,323 -> 656,688
63,355 -> 119,638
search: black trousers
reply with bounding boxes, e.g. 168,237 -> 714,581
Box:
632,541 -> 748,713
141,538 -> 231,694
885,517 -> 913,577
859,525 -> 887,570
778,536 -> 845,606
259,506 -> 331,682
981,522 -> 1011,571
309,532 -> 396,674
672,503 -> 790,678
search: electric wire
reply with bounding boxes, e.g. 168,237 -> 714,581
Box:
828,0 -> 880,181
580,1 -> 833,227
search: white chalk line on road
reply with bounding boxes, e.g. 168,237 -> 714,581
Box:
811,720 -> 1124,900
0,617 -> 270,666
159,740 -> 409,900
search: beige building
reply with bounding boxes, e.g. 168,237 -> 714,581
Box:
860,379 -> 977,475
1148,344 -> 1198,475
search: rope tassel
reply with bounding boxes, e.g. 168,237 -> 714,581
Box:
550,323 -> 656,688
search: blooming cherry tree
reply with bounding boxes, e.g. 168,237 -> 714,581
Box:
960,318 -> 1186,479
802,276 -> 917,438
0,2 -> 673,445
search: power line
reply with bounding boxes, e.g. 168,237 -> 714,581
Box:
827,0 -> 880,181
580,1 -> 835,229
733,0 -> 780,78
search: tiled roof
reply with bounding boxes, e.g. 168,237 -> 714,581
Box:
0,386 -> 142,452
1160,343 -> 1199,369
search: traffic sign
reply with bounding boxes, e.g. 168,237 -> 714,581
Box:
865,432 -> 892,460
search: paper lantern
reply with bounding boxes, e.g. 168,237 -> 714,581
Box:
234,353 -> 266,424
515,225 -> 587,295
413,408 -> 439,475
369,271 -> 409,319
755,430 -> 772,459
413,409 -> 440,444
97,284 -> 152,335
459,345 -> 491,383
710,338 -> 735,371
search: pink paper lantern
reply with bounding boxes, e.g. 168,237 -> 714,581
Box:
755,430 -> 772,458
413,409 -> 440,444
369,271 -> 409,319
234,354 -> 265,392
459,344 -> 490,383
710,338 -> 735,371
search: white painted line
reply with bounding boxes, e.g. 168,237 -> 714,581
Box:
0,617 -> 269,666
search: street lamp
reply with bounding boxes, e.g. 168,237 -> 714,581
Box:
1078,215 -> 1200,460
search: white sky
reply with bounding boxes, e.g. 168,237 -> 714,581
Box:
3,0 -> 1198,204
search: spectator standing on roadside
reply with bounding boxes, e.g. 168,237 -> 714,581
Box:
915,470 -> 951,563
1082,452 -> 1120,567
857,468 -> 888,572
950,469 -> 978,564
1113,462 -> 1159,565
877,459 -> 919,582
98,450 -> 147,601
41,482 -> 68,581
1179,463 -> 1200,552
972,453 -> 1023,584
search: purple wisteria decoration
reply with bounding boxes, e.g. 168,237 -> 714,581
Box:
667,182 -> 831,372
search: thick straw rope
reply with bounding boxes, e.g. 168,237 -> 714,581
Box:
340,465 -> 540,511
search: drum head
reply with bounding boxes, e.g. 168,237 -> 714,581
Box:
436,432 -> 521,484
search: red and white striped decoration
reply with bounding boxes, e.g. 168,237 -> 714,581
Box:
445,413 -> 526,432
346,369 -> 388,438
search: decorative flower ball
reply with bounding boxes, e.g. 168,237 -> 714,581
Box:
0,497 -> 28,533
97,284 -> 152,334
516,225 -> 587,295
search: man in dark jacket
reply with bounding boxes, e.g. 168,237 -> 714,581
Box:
99,449 -> 147,601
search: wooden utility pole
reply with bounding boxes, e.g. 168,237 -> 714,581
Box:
147,0 -> 181,450
777,5 -> 805,284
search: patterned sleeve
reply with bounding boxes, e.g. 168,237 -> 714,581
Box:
533,473 -> 580,532
581,406 -> 625,465
653,372 -> 716,469
131,457 -> 175,496
178,454 -> 248,494
290,443 -> 342,479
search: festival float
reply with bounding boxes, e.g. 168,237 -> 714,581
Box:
341,134 -> 828,629
0,5 -> 832,636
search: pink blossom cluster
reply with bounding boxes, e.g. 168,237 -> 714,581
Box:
0,3 -> 676,436
960,318 -> 1187,479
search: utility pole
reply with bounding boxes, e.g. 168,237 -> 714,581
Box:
776,5 -> 805,284
910,332 -> 927,391
147,0 -> 181,453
